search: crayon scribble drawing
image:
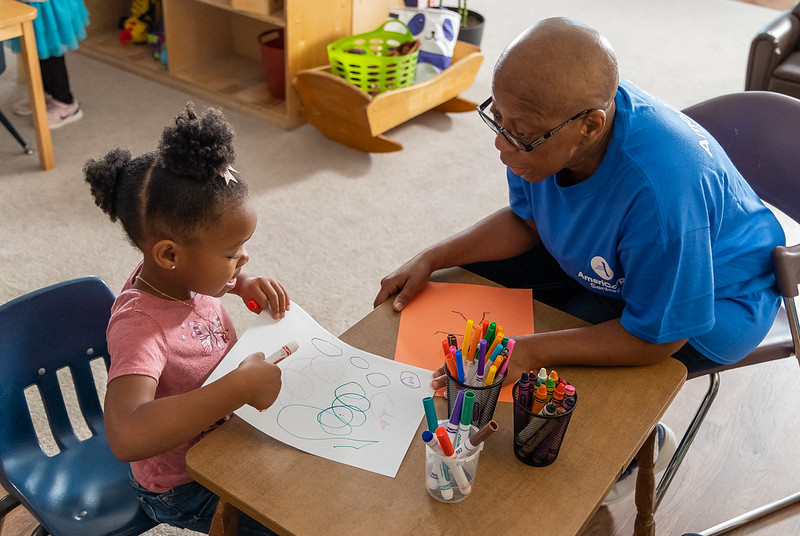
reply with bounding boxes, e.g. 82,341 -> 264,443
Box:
394,282 -> 534,402
203,302 -> 433,478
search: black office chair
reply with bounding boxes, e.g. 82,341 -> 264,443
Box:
0,45 -> 34,155
0,277 -> 156,536
648,91 -> 800,532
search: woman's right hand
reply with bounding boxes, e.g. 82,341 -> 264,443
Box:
373,252 -> 435,311
237,352 -> 282,410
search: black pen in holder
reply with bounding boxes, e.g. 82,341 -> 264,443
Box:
512,379 -> 578,467
445,366 -> 505,429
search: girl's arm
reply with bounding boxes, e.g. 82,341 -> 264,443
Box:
104,352 -> 281,462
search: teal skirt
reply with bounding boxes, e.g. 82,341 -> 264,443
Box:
9,0 -> 90,60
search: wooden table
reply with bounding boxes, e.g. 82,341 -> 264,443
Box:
187,268 -> 686,536
0,0 -> 54,170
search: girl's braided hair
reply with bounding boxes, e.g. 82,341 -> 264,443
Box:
84,103 -> 248,247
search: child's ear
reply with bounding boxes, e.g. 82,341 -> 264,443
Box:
151,239 -> 179,271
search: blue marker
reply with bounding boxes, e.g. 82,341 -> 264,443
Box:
422,430 -> 440,490
455,349 -> 465,383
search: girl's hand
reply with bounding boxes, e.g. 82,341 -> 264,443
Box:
236,352 -> 282,410
233,273 -> 290,319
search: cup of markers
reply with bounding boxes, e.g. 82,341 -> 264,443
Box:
441,319 -> 514,428
421,395 -> 499,503
512,368 -> 577,467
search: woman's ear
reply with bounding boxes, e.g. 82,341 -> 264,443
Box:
582,109 -> 607,140
151,239 -> 179,271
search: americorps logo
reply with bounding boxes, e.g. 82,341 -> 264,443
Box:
591,256 -> 613,280
578,256 -> 625,294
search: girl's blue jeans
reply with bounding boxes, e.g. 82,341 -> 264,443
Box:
131,475 -> 277,536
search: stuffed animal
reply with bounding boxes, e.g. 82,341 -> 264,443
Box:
390,7 -> 460,82
118,0 -> 158,45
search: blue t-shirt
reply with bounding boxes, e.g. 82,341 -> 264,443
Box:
507,79 -> 784,364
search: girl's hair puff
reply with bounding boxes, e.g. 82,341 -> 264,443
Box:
84,103 -> 248,249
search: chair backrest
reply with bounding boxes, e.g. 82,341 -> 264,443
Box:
682,91 -> 800,223
683,91 -> 800,360
0,277 -> 155,535
0,277 -> 113,458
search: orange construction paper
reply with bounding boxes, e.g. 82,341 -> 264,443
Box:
394,282 -> 534,402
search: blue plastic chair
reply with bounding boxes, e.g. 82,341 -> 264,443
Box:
0,277 -> 156,536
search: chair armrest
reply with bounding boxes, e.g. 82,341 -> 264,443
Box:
772,243 -> 800,299
746,12 -> 800,90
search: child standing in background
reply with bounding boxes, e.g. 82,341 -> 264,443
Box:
10,0 -> 88,128
84,102 -> 287,535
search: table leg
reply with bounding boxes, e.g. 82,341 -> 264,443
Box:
633,427 -> 657,536
209,498 -> 240,536
19,19 -> 54,170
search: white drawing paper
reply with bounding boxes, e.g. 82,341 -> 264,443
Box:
204,302 -> 434,478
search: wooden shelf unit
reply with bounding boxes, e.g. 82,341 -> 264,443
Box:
80,0 -> 354,129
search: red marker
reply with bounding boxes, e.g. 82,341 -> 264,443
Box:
266,341 -> 299,364
247,299 -> 261,312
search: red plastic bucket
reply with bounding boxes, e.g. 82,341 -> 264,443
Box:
259,29 -> 285,100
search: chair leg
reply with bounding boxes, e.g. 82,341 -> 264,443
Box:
655,372 -> 720,510
0,110 -> 35,155
0,494 -> 21,517
683,490 -> 800,536
31,524 -> 48,536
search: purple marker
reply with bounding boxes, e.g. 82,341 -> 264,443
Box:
446,389 -> 465,444
475,339 -> 488,385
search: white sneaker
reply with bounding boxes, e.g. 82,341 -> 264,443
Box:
13,93 -> 55,116
47,99 -> 83,129
601,423 -> 678,506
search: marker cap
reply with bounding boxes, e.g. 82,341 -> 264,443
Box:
436,427 -> 455,456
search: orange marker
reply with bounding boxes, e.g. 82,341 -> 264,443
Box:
531,383 -> 548,414
552,382 -> 566,408
487,332 -> 504,358
441,339 -> 452,359
445,353 -> 458,378
469,325 -> 483,361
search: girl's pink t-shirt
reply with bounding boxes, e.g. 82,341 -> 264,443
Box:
107,267 -> 237,493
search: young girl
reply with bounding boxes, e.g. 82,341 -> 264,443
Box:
85,103 -> 287,535
11,0 -> 88,128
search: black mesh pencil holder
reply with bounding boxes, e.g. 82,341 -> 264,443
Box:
512,379 -> 577,467
445,367 -> 506,429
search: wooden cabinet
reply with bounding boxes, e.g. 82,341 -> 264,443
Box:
79,0 -> 356,129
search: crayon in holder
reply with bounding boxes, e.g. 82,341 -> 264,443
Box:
512,379 -> 577,467
445,367 -> 505,429
424,421 -> 483,503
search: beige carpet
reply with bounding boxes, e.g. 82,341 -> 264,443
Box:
0,1 -> 785,534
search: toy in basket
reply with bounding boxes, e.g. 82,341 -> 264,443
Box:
327,20 -> 421,95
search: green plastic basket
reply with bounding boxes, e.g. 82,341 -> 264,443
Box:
327,20 -> 419,95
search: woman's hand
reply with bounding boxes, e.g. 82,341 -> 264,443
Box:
374,252 -> 435,311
